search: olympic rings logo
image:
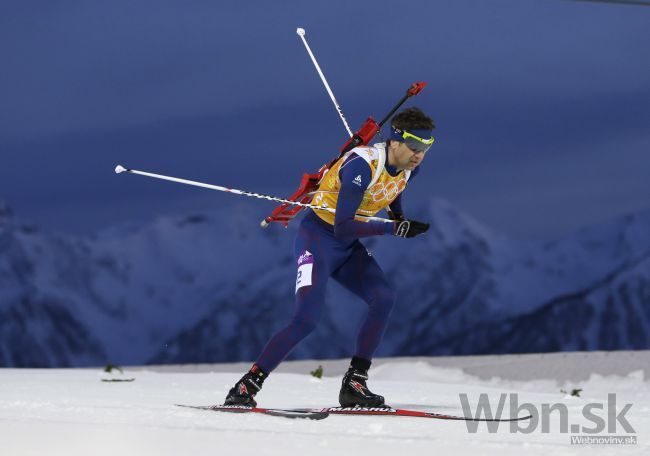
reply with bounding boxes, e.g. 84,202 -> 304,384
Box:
367,178 -> 407,203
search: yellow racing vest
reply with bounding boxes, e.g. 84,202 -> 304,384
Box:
311,143 -> 412,225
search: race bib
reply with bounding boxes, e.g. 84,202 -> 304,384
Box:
295,250 -> 314,293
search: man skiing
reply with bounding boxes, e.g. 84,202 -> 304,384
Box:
224,107 -> 435,408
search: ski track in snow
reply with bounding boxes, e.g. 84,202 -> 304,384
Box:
0,359 -> 648,456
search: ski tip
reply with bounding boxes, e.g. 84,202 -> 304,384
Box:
114,165 -> 128,174
296,27 -> 305,36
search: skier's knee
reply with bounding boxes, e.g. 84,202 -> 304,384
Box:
372,283 -> 395,316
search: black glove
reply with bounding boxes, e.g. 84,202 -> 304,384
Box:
394,219 -> 430,238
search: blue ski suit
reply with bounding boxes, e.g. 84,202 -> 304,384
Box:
255,148 -> 419,372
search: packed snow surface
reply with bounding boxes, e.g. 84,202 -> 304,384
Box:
1,355 -> 648,455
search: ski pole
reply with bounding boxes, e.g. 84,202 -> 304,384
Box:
296,27 -> 353,138
114,165 -> 392,224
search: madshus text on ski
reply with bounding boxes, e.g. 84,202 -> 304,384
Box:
176,404 -> 533,422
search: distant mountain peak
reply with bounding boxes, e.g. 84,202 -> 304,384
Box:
2,197 -> 649,367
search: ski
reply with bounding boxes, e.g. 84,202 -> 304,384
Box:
176,404 -> 531,422
311,406 -> 533,422
175,404 -> 329,420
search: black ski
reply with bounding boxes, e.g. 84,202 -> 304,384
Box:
175,404 -> 329,420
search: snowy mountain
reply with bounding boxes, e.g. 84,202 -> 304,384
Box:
1,199 -> 649,367
379,204 -> 650,357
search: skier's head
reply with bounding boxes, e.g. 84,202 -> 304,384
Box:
387,107 -> 435,171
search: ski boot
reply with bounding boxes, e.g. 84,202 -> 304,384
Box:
223,364 -> 268,407
339,356 -> 387,408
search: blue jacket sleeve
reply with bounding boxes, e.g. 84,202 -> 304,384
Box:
334,153 -> 395,240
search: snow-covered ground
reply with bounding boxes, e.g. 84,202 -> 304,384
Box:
1,353 -> 648,456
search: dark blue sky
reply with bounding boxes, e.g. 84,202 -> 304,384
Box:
1,0 -> 649,239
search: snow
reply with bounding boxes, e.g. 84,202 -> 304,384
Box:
1,354 -> 648,456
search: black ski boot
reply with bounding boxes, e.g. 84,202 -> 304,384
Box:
339,356 -> 386,408
223,364 -> 268,407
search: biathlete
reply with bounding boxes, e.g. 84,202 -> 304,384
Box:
224,107 -> 435,407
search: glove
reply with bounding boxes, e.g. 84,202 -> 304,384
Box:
394,219 -> 430,238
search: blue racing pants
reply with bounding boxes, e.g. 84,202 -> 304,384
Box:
255,211 -> 395,373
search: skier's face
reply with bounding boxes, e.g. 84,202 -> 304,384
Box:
391,141 -> 426,171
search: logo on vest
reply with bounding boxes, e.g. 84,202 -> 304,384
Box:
367,178 -> 407,203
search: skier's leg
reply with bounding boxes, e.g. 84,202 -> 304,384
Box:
332,242 -> 395,361
224,225 -> 332,406
332,242 -> 395,407
254,250 -> 329,373
254,224 -> 336,372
